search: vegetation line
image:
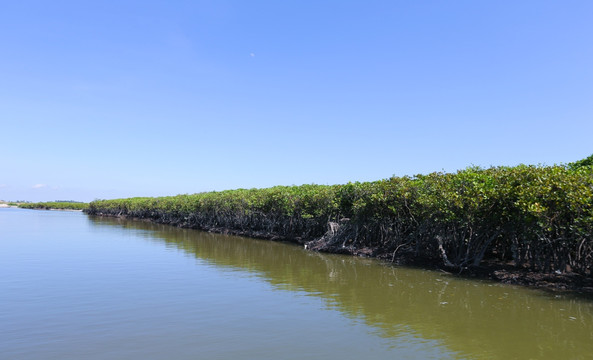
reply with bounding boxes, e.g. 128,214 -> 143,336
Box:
85,155 -> 593,283
18,201 -> 88,211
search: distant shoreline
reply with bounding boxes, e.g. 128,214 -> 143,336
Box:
16,207 -> 83,212
16,201 -> 88,211
1,202 -> 86,210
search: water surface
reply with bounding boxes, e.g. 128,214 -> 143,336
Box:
1,208 -> 592,359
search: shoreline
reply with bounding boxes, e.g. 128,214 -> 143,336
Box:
2,206 -> 83,211
15,201 -> 88,211
90,212 -> 593,295
307,232 -> 593,295
47,208 -> 83,212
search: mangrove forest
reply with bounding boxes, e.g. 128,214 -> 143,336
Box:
19,201 -> 88,211
86,155 -> 593,285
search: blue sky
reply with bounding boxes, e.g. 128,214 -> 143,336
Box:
1,0 -> 592,202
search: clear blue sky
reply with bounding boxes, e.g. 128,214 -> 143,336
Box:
1,0 -> 592,202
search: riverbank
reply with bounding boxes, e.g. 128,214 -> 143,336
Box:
85,158 -> 593,294
88,211 -> 593,294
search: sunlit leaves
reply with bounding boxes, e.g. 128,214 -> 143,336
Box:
86,154 -> 593,274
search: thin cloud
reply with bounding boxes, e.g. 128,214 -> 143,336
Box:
32,184 -> 47,189
0,184 -> 7,188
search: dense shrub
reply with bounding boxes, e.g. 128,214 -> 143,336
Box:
19,202 -> 88,210
569,154 -> 593,170
86,156 -> 593,276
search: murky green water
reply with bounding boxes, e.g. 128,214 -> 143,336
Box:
1,208 -> 592,359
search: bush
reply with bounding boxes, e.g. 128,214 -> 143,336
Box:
86,156 -> 593,275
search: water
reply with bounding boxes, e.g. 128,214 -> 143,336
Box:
1,208 -> 592,359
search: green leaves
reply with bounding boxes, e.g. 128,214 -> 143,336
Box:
568,153 -> 593,170
86,158 -> 593,274
19,201 -> 88,210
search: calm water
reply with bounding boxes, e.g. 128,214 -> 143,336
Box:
1,208 -> 592,359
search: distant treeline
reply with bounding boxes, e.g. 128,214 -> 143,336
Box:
86,155 -> 593,276
19,201 -> 88,210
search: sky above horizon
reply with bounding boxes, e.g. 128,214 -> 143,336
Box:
1,0 -> 592,202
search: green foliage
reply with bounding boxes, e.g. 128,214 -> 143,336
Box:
19,202 -> 88,210
568,153 -> 593,170
86,161 -> 593,275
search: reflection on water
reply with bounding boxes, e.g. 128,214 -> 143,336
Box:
1,208 -> 592,360
89,215 -> 593,360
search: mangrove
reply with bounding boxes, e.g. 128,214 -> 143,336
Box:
19,201 -> 88,211
85,156 -> 593,291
